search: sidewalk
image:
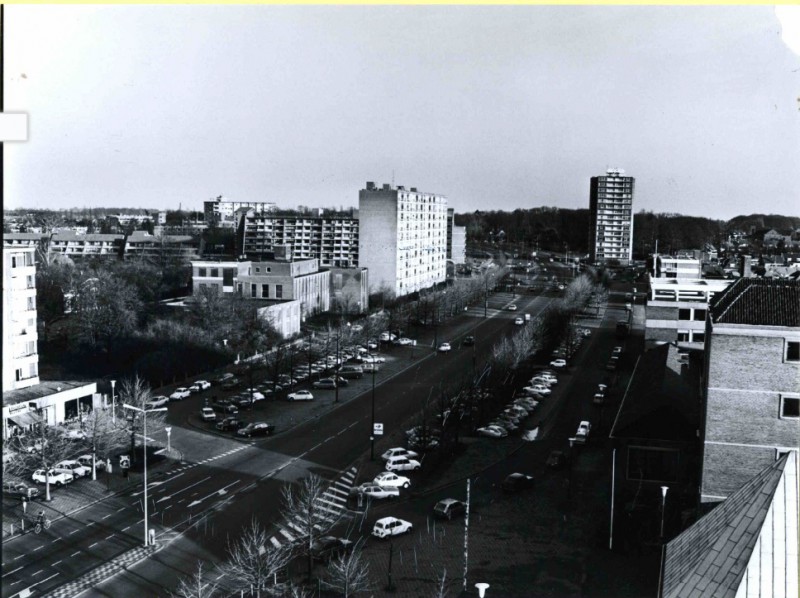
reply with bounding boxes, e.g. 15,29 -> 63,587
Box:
2,450 -> 183,541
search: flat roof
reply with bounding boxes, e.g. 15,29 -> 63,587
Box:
3,380 -> 97,408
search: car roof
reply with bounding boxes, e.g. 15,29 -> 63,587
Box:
436,498 -> 461,506
376,516 -> 397,523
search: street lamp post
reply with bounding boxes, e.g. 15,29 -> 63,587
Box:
110,380 -> 116,424
370,365 -> 376,461
335,330 -> 341,404
165,426 -> 172,455
659,485 -> 669,542
475,583 -> 490,598
123,402 -> 168,548
567,437 -> 576,503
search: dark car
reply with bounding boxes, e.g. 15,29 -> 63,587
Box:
221,377 -> 240,390
310,536 -> 354,562
237,422 -> 275,438
211,399 -> 239,414
433,498 -> 466,521
3,480 -> 39,500
545,450 -> 567,470
233,395 -> 254,409
463,336 -> 475,346
216,417 -> 246,432
500,473 -> 535,492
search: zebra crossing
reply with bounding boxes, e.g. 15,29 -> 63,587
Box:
169,445 -> 248,474
269,466 -> 357,549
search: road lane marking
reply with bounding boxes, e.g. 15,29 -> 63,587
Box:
122,526 -> 131,531
14,555 -> 24,560
89,542 -> 98,548
32,546 -> 43,552
71,551 -> 80,557
85,521 -> 96,527
53,560 -> 62,566
105,534 -> 115,540
102,513 -> 112,520
29,571 -> 59,588
69,529 -> 79,535
2,566 -> 23,577
117,506 -> 125,512
32,569 -> 43,577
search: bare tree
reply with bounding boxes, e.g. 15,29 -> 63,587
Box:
323,544 -> 371,598
79,406 -> 129,480
117,376 -> 166,465
280,474 -> 334,576
221,517 -> 291,598
5,423 -> 76,502
432,568 -> 448,598
171,561 -> 219,598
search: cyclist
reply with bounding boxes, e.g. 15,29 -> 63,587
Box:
37,510 -> 46,526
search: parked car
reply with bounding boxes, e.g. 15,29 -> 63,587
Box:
592,392 -> 605,405
337,365 -> 364,379
221,377 -> 240,390
215,372 -> 235,385
361,354 -> 386,364
77,454 -> 106,471
32,469 -> 73,487
237,422 -> 275,438
233,395 -> 254,409
200,407 -> 217,422
355,483 -> 399,499
507,304 -> 518,311
169,387 -> 191,401
489,418 -> 518,432
546,450 -> 567,470
145,395 -> 170,409
242,388 -> 266,402
372,516 -> 413,539
189,380 -> 211,392
216,417 -> 246,432
283,390 -> 310,402
310,536 -> 354,562
379,332 -> 397,343
313,378 -> 339,390
60,428 -> 87,441
395,337 -> 413,346
211,399 -> 239,414
381,447 -> 419,461
501,473 -> 535,492
433,498 -> 466,521
612,346 -> 623,355
463,336 -> 475,346
438,342 -> 452,353
476,425 -> 508,438
549,359 -> 567,368
54,459 -> 91,479
373,471 -> 411,489
575,420 -> 591,444
3,480 -> 40,500
385,456 -> 421,472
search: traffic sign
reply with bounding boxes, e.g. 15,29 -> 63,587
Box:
373,423 -> 384,435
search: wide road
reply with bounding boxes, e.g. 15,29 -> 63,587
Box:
3,279 -> 560,597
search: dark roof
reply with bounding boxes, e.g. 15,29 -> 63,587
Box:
610,344 -> 699,441
2,380 -> 97,407
709,278 -> 800,327
662,452 -> 795,598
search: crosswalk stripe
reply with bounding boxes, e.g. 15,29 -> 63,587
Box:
270,536 -> 281,548
278,528 -> 295,542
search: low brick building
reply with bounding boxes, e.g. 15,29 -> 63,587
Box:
700,278 -> 800,503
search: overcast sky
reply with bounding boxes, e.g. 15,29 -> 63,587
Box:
4,5 -> 799,220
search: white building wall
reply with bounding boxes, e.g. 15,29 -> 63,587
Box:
358,186 -> 399,296
3,247 -> 39,391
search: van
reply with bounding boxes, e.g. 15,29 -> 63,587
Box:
338,365 -> 364,379
524,313 -> 531,322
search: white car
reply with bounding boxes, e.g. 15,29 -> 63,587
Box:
61,428 -> 87,441
372,516 -> 413,539
189,380 -> 211,392
550,359 -> 567,368
356,483 -> 400,500
476,425 -> 508,438
287,390 -> 314,402
170,387 -> 191,401
520,387 -> 547,398
385,456 -> 421,472
438,343 -> 452,353
243,388 -> 266,401
200,407 -> 216,421
513,398 -> 538,411
514,317 -> 524,325
32,469 -> 73,487
77,454 -> 106,471
373,471 -> 411,489
145,395 -> 170,409
507,304 -> 518,311
395,337 -> 413,346
575,420 -> 592,444
379,332 -> 397,342
54,459 -> 91,479
528,385 -> 551,396
381,447 -> 420,461
612,346 -> 623,355
362,355 -> 386,364
506,405 -> 529,418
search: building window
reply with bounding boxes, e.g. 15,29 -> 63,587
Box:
692,309 -> 706,321
237,283 -> 243,295
780,395 -> 799,419
678,308 -> 691,320
262,284 -> 269,298
211,268 -> 219,277
786,341 -> 800,363
255,267 -> 260,273
276,285 -> 283,299
198,268 -> 207,277
677,331 -> 689,342
251,284 -> 257,298
692,332 -> 705,343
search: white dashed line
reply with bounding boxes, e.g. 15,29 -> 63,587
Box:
53,560 -> 62,566
102,514 -> 112,520
89,542 -> 98,548
69,529 -> 79,535
117,507 -> 125,512
32,569 -> 43,577
70,551 -> 80,557
32,546 -> 43,552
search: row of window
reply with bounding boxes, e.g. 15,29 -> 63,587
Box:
678,308 -> 706,322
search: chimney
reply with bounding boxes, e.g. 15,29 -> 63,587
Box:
739,255 -> 752,278
410,187 -> 417,192
382,183 -> 391,190
366,181 -> 375,190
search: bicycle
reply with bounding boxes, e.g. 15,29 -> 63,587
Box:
33,515 -> 51,534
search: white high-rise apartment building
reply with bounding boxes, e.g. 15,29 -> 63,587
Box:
3,247 -> 40,391
204,195 -> 277,226
358,182 -> 448,297
589,169 -> 635,265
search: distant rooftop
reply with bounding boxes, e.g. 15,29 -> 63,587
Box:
2,380 -> 97,408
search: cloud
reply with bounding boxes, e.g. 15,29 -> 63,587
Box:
776,6 -> 800,57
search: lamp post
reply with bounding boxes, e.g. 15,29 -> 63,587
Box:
567,437 -> 576,503
475,583 -> 490,597
123,402 -> 167,548
165,426 -> 172,455
659,485 -> 669,543
110,380 -> 116,424
335,328 -> 341,404
370,364 -> 376,461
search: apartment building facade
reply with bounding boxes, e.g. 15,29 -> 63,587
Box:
646,255 -> 732,348
204,195 -> 276,226
446,208 -> 466,265
235,258 -> 330,318
700,278 -> 800,503
3,247 -> 40,391
589,169 -> 635,265
239,212 -> 359,268
358,182 -> 448,297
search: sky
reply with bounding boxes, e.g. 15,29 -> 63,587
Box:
4,5 -> 799,220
